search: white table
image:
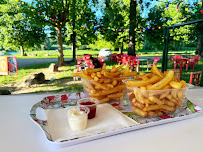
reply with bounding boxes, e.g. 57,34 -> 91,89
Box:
0,88 -> 203,152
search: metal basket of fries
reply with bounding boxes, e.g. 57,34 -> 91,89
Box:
71,65 -> 137,104
124,64 -> 188,117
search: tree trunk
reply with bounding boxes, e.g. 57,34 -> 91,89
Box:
20,46 -> 24,57
119,41 -> 123,54
72,28 -> 76,61
55,27 -> 64,66
128,0 -> 136,56
196,23 -> 203,57
72,0 -> 76,62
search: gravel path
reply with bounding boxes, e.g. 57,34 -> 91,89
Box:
16,56 -> 162,69
17,58 -> 72,68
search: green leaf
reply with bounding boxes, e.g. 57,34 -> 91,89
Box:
187,100 -> 195,113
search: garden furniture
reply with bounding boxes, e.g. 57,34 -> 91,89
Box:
147,56 -> 160,70
173,55 -> 183,69
189,71 -> 202,86
185,57 -> 195,71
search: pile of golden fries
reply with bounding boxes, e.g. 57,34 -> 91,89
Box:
126,64 -> 187,117
71,65 -> 137,104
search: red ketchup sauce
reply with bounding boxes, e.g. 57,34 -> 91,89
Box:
80,101 -> 97,119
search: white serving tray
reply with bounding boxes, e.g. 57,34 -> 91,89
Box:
30,92 -> 202,148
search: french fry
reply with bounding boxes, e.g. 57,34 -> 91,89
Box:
142,75 -> 149,80
112,80 -> 118,86
105,84 -> 114,88
171,90 -> 178,99
107,92 -> 124,98
91,72 -> 96,78
161,84 -> 171,90
151,64 -> 164,78
97,72 -> 102,78
104,71 -> 120,78
103,79 -> 112,83
120,71 -> 137,78
177,90 -> 183,99
131,105 -> 147,117
71,73 -> 93,80
147,111 -> 163,117
102,64 -> 106,70
140,86 -> 149,98
133,101 -> 145,110
172,76 -> 179,82
147,70 -> 174,90
148,96 -> 164,105
93,83 -> 126,96
126,75 -> 160,87
98,97 -> 110,104
129,92 -> 135,101
169,81 -> 183,89
94,76 -> 99,81
166,94 -> 172,100
159,91 -> 170,99
111,65 -> 124,73
143,105 -> 161,111
180,80 -> 187,88
91,81 -> 110,90
160,105 -> 176,111
134,76 -> 143,80
170,98 -> 178,103
86,68 -> 102,73
163,99 -> 175,107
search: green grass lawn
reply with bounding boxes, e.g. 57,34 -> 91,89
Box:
2,47 -> 201,94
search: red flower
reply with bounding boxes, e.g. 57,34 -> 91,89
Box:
61,94 -> 68,101
160,115 -> 172,119
195,109 -> 201,113
47,96 -> 55,101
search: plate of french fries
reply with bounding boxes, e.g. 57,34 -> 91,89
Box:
125,64 -> 188,118
71,65 -> 137,104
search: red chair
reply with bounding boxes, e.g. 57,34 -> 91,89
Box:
84,60 -> 94,68
116,54 -> 123,65
83,54 -> 92,61
122,56 -> 129,66
129,58 -> 140,71
194,55 -> 201,68
173,55 -> 183,69
127,56 -> 139,71
110,53 -> 117,62
147,57 -> 160,69
186,57 -> 195,71
99,59 -> 105,67
76,56 -> 83,65
98,56 -> 105,67
189,71 -> 202,86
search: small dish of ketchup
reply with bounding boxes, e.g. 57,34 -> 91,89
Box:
77,98 -> 98,119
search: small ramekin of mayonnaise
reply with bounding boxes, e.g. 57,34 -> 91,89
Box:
67,106 -> 89,131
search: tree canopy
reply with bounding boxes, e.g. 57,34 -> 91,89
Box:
0,0 -> 46,55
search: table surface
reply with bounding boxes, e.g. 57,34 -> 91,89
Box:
0,88 -> 203,152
